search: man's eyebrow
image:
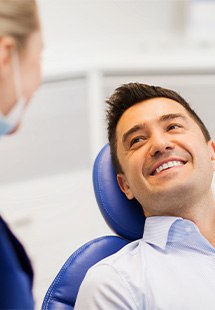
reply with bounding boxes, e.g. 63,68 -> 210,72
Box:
159,113 -> 187,122
122,124 -> 146,144
122,113 -> 187,144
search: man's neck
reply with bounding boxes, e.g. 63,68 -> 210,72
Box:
173,192 -> 215,247
185,202 -> 215,248
146,189 -> 215,247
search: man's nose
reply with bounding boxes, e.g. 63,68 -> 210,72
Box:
149,132 -> 174,157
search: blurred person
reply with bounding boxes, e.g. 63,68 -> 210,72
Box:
0,0 -> 43,308
75,83 -> 215,309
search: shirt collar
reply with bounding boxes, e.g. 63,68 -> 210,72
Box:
142,216 -> 206,250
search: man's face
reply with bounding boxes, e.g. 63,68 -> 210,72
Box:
116,98 -> 215,216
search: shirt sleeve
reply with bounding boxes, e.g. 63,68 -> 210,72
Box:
74,263 -> 138,310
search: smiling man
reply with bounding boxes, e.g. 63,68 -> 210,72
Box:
75,83 -> 215,309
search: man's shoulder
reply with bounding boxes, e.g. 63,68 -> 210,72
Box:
91,238 -> 144,273
75,238 -> 146,309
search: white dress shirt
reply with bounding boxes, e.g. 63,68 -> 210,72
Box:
75,216 -> 215,309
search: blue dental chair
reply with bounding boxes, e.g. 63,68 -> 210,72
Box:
42,144 -> 145,309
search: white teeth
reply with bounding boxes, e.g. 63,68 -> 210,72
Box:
155,161 -> 183,174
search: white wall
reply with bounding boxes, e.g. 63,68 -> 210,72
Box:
37,0 -> 215,66
36,0 -> 191,71
37,0 -> 186,50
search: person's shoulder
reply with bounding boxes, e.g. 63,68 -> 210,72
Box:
91,238 -> 143,274
78,238 -> 145,288
75,239 -> 145,309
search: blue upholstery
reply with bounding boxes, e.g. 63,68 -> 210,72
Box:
42,236 -> 129,310
42,144 -> 146,309
93,143 -> 145,240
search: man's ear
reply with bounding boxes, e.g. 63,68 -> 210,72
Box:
208,140 -> 215,171
117,173 -> 134,200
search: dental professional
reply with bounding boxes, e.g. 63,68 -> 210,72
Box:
0,0 -> 43,308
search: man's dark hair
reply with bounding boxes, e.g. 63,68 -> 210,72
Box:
106,82 -> 211,173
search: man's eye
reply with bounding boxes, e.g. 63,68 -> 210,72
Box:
130,136 -> 145,147
167,124 -> 181,131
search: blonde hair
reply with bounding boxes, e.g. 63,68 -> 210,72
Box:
0,0 -> 39,50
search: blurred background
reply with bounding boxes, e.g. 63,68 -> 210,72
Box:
0,0 -> 214,308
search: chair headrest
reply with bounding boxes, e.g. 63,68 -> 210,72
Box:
93,144 -> 145,240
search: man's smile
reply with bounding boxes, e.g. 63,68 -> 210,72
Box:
150,159 -> 186,176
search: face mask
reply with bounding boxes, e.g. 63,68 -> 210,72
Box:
0,52 -> 27,136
